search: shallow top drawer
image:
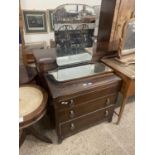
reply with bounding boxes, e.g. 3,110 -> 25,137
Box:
55,83 -> 120,109
45,73 -> 122,100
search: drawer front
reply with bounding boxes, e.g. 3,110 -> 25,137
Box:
56,83 -> 120,109
59,106 -> 114,138
58,93 -> 117,122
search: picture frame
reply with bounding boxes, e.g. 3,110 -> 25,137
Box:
48,10 -> 54,31
23,10 -> 47,33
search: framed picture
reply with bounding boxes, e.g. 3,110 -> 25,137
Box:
48,10 -> 54,31
23,10 -> 47,33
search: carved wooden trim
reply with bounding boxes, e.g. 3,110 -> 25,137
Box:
112,0 -> 135,52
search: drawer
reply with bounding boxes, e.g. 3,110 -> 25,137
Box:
56,83 -> 120,109
59,106 -> 114,138
58,93 -> 117,122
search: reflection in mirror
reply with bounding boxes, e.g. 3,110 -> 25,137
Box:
48,63 -> 112,82
52,3 -> 101,66
122,19 -> 135,56
53,4 -> 96,24
93,5 -> 101,37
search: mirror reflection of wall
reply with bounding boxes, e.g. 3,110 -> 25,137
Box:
21,0 -> 102,48
21,0 -> 102,66
93,5 -> 101,37
123,20 -> 135,50
122,19 -> 135,56
53,4 -> 96,53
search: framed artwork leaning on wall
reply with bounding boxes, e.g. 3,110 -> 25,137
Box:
23,10 -> 47,33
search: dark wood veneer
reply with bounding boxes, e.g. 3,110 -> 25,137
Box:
58,94 -> 117,122
44,72 -> 121,143
95,0 -> 117,55
59,106 -> 115,140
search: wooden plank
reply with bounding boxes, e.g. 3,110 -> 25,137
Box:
96,0 -> 117,51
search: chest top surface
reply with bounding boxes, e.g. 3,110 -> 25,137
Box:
101,58 -> 135,80
48,62 -> 113,82
44,63 -> 121,100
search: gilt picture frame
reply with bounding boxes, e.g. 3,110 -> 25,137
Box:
23,10 -> 47,33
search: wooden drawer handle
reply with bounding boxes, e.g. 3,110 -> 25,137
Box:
83,82 -> 93,86
61,101 -> 68,105
88,82 -> 93,85
70,123 -> 75,131
69,110 -> 75,118
106,98 -> 110,106
61,100 -> 74,107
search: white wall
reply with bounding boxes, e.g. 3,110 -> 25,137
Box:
21,0 -> 102,47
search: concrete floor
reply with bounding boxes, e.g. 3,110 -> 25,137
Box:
19,47 -> 134,155
19,101 -> 135,155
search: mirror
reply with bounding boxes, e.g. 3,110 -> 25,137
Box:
52,3 -> 102,66
120,18 -> 135,56
48,63 -> 112,82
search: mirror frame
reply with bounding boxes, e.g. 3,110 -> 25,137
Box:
51,0 -> 118,62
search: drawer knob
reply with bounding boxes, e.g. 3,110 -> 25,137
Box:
88,82 -> 93,85
69,110 -> 75,118
61,101 -> 68,105
106,98 -> 110,106
83,82 -> 93,86
69,100 -> 74,107
104,110 -> 109,116
70,123 -> 75,131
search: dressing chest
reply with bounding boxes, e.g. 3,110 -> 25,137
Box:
20,0 -> 135,145
44,63 -> 122,143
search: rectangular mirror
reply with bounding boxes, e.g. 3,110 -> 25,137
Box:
120,18 -> 135,56
51,2 -> 102,66
48,62 -> 112,82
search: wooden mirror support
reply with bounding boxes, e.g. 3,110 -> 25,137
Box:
93,0 -> 117,61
